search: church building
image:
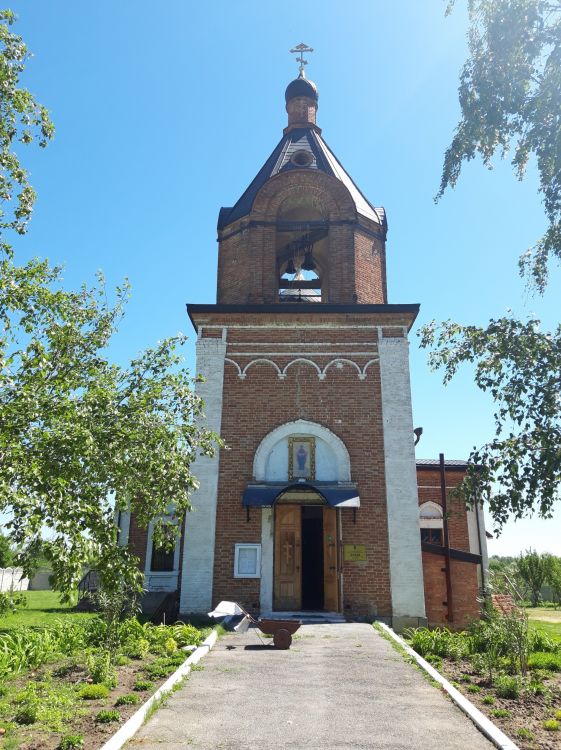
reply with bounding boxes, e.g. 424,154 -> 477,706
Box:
126,49 -> 489,630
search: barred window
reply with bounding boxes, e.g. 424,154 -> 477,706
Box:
150,543 -> 175,572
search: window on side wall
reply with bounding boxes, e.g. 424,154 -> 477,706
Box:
419,501 -> 444,546
420,527 -> 443,545
150,542 -> 176,572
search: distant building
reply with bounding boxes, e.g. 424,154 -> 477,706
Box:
123,59 -> 488,629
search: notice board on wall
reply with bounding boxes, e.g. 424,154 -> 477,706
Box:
343,544 -> 367,562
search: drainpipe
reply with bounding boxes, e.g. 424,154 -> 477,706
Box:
440,453 -> 454,624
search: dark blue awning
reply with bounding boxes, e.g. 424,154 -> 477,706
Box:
242,482 -> 360,508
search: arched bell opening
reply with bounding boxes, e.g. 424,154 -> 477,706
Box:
275,200 -> 329,303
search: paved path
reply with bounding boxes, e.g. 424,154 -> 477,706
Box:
131,623 -> 494,749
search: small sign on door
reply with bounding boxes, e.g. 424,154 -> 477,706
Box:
344,544 -> 367,562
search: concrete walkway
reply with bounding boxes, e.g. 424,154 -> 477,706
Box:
131,623 -> 494,749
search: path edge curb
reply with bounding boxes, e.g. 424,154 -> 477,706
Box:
376,622 -> 520,750
98,628 -> 218,750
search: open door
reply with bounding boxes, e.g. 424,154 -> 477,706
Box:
323,507 -> 339,612
274,505 -> 302,610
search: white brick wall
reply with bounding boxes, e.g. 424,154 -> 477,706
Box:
179,335 -> 227,614
260,508 -> 274,612
379,337 -> 426,621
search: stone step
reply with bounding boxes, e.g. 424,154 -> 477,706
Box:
259,610 -> 346,624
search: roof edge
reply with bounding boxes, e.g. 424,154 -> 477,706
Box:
187,302 -> 420,331
416,460 -> 469,471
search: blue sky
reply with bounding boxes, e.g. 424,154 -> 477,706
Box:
8,0 -> 560,556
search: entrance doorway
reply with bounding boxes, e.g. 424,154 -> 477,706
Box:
273,503 -> 339,612
302,506 -> 323,609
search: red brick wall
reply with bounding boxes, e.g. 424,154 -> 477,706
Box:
286,97 -> 317,128
417,467 -> 481,628
128,515 -> 148,570
207,311 -> 405,619
216,170 -> 388,305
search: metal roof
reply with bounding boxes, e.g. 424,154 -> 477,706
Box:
242,482 -> 360,508
416,459 -> 469,470
218,128 -> 385,230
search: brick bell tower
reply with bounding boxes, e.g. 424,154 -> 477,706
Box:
179,50 -> 427,628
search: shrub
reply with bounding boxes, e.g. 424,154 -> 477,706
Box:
494,675 -> 521,699
133,679 -> 153,692
124,637 -> 150,660
468,611 -> 529,676
467,684 -> 481,693
115,693 -> 140,706
482,695 -> 495,705
531,668 -> 552,682
86,650 -> 115,685
516,728 -> 534,740
528,652 -> 561,671
527,675 -> 549,696
0,618 -> 107,680
529,629 -> 559,653
0,590 -> 27,616
470,649 -> 502,682
144,660 -> 177,679
14,703 -> 39,725
403,627 -> 467,659
58,735 -> 84,750
425,654 -> 442,669
543,719 -> 559,731
555,710 -> 561,721
115,655 -> 130,666
14,703 -> 39,724
164,638 -> 177,655
491,709 -> 512,719
78,684 -> 110,700
172,623 -> 204,648
95,710 -> 120,724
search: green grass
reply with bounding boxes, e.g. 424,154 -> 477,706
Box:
0,591 -> 95,630
528,619 -> 561,643
527,607 -> 561,621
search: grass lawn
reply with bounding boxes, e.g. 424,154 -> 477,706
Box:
526,606 -> 561,642
0,590 -> 96,629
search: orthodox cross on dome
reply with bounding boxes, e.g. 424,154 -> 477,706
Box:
290,42 -> 314,78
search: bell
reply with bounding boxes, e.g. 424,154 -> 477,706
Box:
285,258 -> 297,275
301,251 -> 316,271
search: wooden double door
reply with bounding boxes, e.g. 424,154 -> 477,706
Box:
273,504 -> 339,612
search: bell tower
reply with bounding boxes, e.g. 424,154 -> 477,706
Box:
216,51 -> 387,307
180,48 -> 426,629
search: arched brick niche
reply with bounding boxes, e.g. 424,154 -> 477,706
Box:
253,419 -> 351,482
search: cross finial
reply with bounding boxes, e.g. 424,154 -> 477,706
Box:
290,42 -> 314,78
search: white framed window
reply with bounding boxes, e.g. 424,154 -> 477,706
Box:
419,501 -> 444,529
234,543 -> 261,578
145,518 -> 180,575
419,501 -> 444,545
